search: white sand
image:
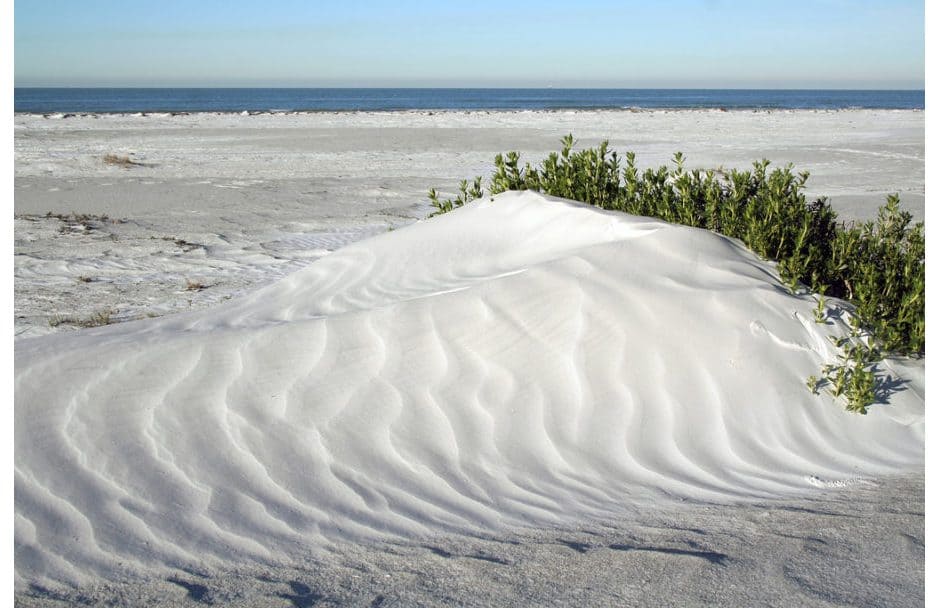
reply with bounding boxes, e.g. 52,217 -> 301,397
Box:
15,190 -> 924,603
13,111 -> 925,605
13,109 -> 924,339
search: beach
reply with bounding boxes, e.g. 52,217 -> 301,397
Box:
14,109 -> 924,339
13,109 -> 925,606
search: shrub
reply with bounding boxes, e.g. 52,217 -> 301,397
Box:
829,197 -> 925,354
428,135 -> 925,413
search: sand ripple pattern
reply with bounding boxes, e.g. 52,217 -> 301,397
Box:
14,192 -> 924,588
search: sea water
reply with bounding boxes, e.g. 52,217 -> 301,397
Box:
14,88 -> 924,114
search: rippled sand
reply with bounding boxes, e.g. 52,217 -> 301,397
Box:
14,111 -> 925,606
15,192 -> 923,604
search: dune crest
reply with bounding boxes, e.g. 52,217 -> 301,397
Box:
14,191 -> 924,588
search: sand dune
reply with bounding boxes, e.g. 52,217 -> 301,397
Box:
14,109 -> 924,340
14,191 -> 924,591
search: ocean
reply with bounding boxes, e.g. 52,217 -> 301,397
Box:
13,88 -> 924,114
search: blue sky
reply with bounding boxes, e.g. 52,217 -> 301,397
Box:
14,0 -> 925,88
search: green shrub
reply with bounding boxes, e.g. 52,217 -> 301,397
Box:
830,196 -> 925,354
428,135 -> 925,413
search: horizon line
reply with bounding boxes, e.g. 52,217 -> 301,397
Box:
14,85 -> 927,91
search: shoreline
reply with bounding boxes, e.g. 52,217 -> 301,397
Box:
15,106 -> 926,118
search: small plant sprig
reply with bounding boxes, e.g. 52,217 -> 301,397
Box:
428,177 -> 483,217
813,295 -> 828,324
810,318 -> 881,414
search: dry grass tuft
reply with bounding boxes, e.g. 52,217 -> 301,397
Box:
49,309 -> 115,328
103,153 -> 145,167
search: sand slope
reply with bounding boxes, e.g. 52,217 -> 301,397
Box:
14,191 -> 924,590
